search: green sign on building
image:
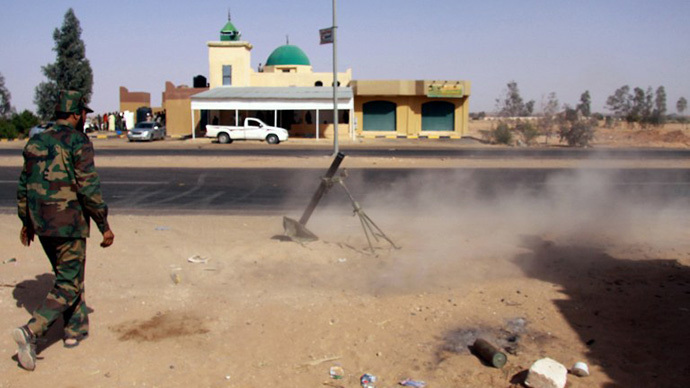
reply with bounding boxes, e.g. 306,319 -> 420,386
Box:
427,84 -> 464,98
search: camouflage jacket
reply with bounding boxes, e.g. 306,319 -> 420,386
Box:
17,120 -> 110,238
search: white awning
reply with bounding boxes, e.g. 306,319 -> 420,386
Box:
190,86 -> 354,111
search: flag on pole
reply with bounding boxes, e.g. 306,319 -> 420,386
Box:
320,27 -> 334,44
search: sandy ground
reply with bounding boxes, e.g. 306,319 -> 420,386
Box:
1,126 -> 689,387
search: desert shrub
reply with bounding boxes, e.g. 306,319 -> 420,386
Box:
470,111 -> 486,120
11,110 -> 39,137
0,118 -> 18,139
559,118 -> 596,147
604,116 -> 614,128
515,120 -> 539,145
491,122 -> 513,145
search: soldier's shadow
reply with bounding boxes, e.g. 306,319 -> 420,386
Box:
13,274 -> 65,353
513,235 -> 690,387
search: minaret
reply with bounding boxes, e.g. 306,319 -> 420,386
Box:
208,11 -> 253,87
220,10 -> 241,41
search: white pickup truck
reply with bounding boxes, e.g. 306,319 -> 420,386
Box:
205,118 -> 289,144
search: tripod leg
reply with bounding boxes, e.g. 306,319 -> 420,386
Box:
357,211 -> 376,254
361,212 -> 400,249
338,180 -> 399,252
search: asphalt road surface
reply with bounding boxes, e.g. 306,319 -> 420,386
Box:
1,166 -> 689,215
1,146 -> 690,159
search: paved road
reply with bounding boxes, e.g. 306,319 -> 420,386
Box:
1,146 -> 690,159
1,166 -> 689,215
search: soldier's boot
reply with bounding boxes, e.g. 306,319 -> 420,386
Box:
63,296 -> 89,348
12,326 -> 37,371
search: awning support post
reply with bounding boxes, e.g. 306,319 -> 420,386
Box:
191,109 -> 195,139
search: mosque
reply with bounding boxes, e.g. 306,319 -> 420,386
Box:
119,15 -> 471,140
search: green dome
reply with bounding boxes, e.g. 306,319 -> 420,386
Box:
265,45 -> 311,66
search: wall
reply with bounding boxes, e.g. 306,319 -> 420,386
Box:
291,123 -> 351,139
208,41 -> 253,88
119,86 -> 150,114
162,82 -> 209,137
251,68 -> 352,87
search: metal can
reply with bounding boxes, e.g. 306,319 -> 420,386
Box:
360,373 -> 377,388
472,338 -> 507,368
330,366 -> 344,379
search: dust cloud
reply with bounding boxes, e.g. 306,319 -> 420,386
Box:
304,167 -> 689,292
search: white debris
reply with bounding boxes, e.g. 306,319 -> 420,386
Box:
525,357 -> 568,388
187,255 -> 209,264
570,361 -> 590,377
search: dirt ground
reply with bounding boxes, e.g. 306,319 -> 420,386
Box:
467,120 -> 690,148
0,125 -> 689,387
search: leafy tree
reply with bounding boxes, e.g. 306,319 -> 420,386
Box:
644,87 -> 654,126
677,97 -> 687,115
538,92 -> 559,144
605,85 -> 631,121
0,110 -> 39,139
515,120 -> 539,145
12,110 -> 40,137
557,104 -> 596,147
632,87 -> 655,128
0,119 -> 17,139
628,87 -> 648,125
678,97 -> 688,127
559,117 -> 596,147
576,90 -> 591,117
654,86 -> 667,116
34,8 -> 93,120
34,82 -> 59,121
495,81 -> 535,117
0,72 -> 13,119
525,100 -> 535,116
651,86 -> 667,126
563,105 -> 579,122
606,85 -> 669,128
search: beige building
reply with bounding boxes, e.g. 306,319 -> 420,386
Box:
207,41 -> 352,89
121,15 -> 471,139
353,80 -> 471,138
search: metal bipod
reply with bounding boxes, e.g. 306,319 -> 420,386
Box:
330,170 -> 400,254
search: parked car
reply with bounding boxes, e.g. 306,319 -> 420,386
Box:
205,118 -> 288,144
127,121 -> 166,142
28,122 -> 54,138
84,120 -> 97,133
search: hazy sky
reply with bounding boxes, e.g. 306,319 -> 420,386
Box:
1,1 -> 688,115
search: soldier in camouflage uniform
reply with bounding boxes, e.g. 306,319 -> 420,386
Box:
13,90 -> 115,371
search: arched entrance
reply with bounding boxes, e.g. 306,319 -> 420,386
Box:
363,101 -> 396,131
422,101 -> 455,131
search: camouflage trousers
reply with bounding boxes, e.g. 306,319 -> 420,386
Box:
27,237 -> 89,339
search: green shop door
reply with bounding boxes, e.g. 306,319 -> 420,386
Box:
422,101 -> 455,131
363,101 -> 396,131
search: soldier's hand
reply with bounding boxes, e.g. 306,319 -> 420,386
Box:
101,229 -> 114,248
20,226 -> 34,247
